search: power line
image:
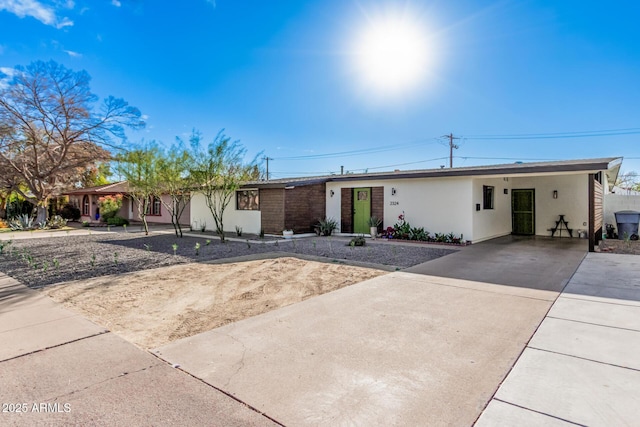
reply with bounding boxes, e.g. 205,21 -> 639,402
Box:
271,137 -> 441,160
463,127 -> 640,140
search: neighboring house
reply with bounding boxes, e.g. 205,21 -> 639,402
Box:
190,157 -> 622,251
65,181 -> 190,225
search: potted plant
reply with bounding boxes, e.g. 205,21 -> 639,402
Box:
368,216 -> 382,239
283,229 -> 294,239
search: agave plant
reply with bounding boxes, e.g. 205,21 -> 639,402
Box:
9,214 -> 35,231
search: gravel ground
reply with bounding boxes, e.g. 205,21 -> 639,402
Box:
0,231 -> 456,288
599,239 -> 640,255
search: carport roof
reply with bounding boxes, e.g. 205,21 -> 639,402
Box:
244,157 -> 623,188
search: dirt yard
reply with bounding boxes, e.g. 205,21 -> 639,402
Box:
43,257 -> 387,349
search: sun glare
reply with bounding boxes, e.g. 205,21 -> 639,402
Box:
352,14 -> 430,96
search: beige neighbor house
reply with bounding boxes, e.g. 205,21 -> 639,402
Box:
191,157 -> 622,252
65,181 -> 190,225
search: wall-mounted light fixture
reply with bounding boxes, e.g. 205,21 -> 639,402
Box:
553,190 -> 558,199
330,190 -> 335,197
391,188 -> 397,196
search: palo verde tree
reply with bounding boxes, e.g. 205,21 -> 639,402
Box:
116,144 -> 161,235
191,130 -> 261,242
0,60 -> 144,223
156,142 -> 195,238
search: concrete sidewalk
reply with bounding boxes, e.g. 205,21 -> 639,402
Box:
476,253 -> 640,426
155,272 -> 560,426
0,273 -> 278,426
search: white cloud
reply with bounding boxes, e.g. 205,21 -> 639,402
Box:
0,66 -> 16,89
0,0 -> 74,28
63,49 -> 81,57
111,0 -> 120,6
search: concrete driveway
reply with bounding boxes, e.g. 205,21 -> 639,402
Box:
155,236 -> 588,426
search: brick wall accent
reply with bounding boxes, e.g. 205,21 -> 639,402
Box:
341,188 -> 353,233
371,186 -> 384,232
284,183 -> 327,233
260,188 -> 285,234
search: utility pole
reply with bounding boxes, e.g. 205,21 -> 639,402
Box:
446,133 -> 459,168
263,156 -> 273,181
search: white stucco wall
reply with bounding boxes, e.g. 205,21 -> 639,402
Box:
604,194 -> 640,227
326,177 -> 474,241
471,177 -> 513,242
511,173 -> 589,237
190,192 -> 262,234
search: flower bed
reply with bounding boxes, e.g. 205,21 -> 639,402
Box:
379,213 -> 467,245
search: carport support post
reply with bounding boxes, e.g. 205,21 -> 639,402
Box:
588,173 -> 595,252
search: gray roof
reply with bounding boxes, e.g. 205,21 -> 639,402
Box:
244,157 -> 622,188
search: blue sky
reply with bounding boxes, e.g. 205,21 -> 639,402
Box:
1,0 -> 639,179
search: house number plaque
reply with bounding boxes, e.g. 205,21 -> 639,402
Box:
390,201 -> 400,206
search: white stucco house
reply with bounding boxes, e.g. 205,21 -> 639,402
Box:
190,157 -> 622,251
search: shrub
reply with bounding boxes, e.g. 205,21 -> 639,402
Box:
316,217 -> 338,236
348,235 -> 366,247
59,203 -> 81,221
107,216 -> 129,226
47,215 -> 67,229
98,194 -> 123,221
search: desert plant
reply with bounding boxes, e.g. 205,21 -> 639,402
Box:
0,239 -> 12,255
236,226 -> 243,237
316,217 -> 339,236
172,243 -> 178,255
368,216 -> 382,227
9,214 -> 35,231
47,215 -> 67,229
348,235 -> 366,247
113,252 -> 119,265
205,239 -> 211,246
194,242 -> 201,255
53,258 -> 59,269
90,253 -> 96,268
144,243 -> 151,251
82,220 -> 90,227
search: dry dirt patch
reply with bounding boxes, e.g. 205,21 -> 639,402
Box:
43,257 -> 386,349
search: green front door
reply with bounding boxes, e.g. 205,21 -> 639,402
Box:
512,189 -> 535,235
353,188 -> 371,234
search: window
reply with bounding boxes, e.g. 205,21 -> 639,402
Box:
237,189 -> 259,210
483,185 -> 494,210
145,196 -> 162,216
152,197 -> 161,216
82,195 -> 90,216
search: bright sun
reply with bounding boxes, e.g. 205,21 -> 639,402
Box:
352,14 -> 430,95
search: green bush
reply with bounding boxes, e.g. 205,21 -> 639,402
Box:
107,216 -> 129,226
59,203 -> 81,221
98,194 -> 123,221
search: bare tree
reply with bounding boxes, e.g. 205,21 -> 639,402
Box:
191,130 -> 260,242
0,60 -> 144,223
616,171 -> 640,191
